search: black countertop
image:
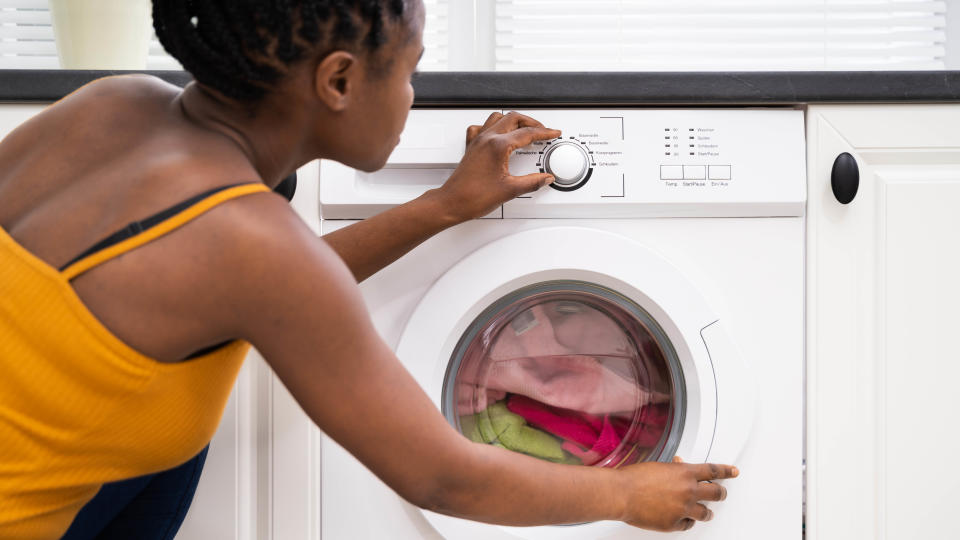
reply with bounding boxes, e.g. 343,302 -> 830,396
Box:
2,70 -> 959,105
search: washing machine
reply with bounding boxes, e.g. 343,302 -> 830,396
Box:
318,108 -> 804,539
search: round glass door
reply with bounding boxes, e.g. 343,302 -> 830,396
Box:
444,280 -> 685,468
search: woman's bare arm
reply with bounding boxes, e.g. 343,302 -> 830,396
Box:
320,191 -> 457,283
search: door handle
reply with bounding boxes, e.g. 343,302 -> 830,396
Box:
831,152 -> 859,205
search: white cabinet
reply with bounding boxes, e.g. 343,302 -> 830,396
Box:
806,105 -> 960,540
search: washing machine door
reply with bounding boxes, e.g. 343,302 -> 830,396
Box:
396,227 -> 754,540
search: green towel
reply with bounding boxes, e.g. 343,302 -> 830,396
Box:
459,401 -> 581,464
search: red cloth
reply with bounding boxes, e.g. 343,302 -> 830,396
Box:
507,394 -> 669,466
635,402 -> 669,447
506,393 -> 601,448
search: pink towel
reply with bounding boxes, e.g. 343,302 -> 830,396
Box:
545,302 -> 633,357
454,302 -> 669,415
547,301 -> 674,404
460,305 -> 645,413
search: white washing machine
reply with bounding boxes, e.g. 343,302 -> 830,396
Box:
318,108 -> 804,539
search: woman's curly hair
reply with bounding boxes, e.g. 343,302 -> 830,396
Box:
153,0 -> 408,101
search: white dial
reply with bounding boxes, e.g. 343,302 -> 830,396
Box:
544,142 -> 590,187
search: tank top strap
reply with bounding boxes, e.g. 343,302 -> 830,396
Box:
60,182 -> 270,281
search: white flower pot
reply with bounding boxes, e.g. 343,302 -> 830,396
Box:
48,0 -> 151,70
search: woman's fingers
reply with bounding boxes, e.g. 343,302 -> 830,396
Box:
696,481 -> 727,502
691,463 -> 739,482
481,111 -> 504,131
508,172 -> 556,195
491,111 -> 546,133
689,503 -> 713,522
467,111 -> 560,153
676,502 -> 712,532
502,126 -> 562,153
465,112 -> 505,145
465,125 -> 482,144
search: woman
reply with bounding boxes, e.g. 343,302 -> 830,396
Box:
0,1 -> 737,538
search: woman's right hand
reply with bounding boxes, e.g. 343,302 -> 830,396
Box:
618,457 -> 739,532
431,111 -> 560,223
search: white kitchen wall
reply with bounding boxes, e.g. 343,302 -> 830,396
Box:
0,0 -> 951,71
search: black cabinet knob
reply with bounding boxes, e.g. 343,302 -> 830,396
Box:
831,152 -> 859,205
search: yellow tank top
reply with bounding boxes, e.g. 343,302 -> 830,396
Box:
0,182 -> 270,539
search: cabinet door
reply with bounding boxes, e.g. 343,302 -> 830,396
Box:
806,105 -> 960,540
176,356 -> 262,540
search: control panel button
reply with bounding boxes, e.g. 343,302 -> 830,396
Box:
660,165 -> 683,180
709,165 -> 732,180
683,165 -> 706,180
544,142 -> 589,186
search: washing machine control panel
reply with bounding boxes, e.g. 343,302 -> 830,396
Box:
319,108 -> 806,219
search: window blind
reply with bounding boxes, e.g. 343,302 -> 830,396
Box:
420,0 -> 449,70
1,0 -> 942,71
0,1 -> 449,71
494,0 -> 947,70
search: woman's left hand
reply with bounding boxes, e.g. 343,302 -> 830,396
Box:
431,111 -> 561,222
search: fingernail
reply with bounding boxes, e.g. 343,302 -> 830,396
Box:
732,467 -> 739,476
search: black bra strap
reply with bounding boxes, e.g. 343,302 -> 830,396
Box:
58,183 -> 248,271
60,177 -> 294,361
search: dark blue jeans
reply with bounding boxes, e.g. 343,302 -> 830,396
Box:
61,445 -> 209,540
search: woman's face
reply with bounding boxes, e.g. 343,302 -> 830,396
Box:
331,1 -> 426,172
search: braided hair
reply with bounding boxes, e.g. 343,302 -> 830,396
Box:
153,0 -> 409,101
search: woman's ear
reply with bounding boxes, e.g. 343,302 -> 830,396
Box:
314,51 -> 359,112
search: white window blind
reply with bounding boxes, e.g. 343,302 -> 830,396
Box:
420,0 -> 449,70
0,1 -> 449,71
495,0 -> 947,70
0,0 -> 179,69
0,1 -> 945,71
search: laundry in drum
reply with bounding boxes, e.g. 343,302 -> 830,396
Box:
453,294 -> 674,467
506,395 -> 669,466
460,397 -> 669,467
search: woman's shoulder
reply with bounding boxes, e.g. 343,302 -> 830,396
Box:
60,74 -> 180,109
2,75 -> 178,168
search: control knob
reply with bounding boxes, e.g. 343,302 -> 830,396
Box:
543,141 -> 591,190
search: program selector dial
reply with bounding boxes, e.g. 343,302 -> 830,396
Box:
542,141 -> 593,191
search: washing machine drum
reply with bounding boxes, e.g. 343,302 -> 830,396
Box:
445,281 -> 684,469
